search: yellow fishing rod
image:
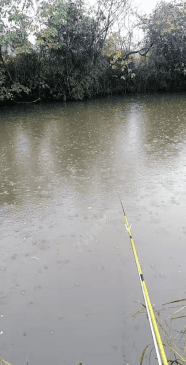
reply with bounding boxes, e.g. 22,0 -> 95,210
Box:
119,195 -> 168,365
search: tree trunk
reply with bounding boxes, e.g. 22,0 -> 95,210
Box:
0,46 -> 14,84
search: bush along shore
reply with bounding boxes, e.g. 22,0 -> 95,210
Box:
1,0 -> 186,106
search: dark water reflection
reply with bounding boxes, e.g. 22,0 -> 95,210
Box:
1,93 -> 186,365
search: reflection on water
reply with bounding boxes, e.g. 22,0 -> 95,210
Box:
1,93 -> 186,365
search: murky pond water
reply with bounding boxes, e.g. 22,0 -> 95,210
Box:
1,93 -> 186,365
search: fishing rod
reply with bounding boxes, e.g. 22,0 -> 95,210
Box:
118,194 -> 168,365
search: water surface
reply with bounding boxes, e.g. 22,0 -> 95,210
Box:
1,93 -> 186,365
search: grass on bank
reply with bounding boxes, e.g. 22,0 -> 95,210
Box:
135,298 -> 186,365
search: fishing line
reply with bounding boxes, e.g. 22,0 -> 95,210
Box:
118,193 -> 168,365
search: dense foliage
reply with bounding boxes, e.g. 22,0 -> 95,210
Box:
133,1 -> 186,92
0,0 -> 186,105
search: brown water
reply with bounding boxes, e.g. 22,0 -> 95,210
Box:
0,93 -> 186,365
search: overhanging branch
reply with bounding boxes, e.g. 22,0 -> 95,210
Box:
123,40 -> 156,60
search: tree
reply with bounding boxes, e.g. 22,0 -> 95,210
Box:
0,0 -> 37,100
134,1 -> 186,90
106,0 -> 186,93
33,0 -> 116,99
